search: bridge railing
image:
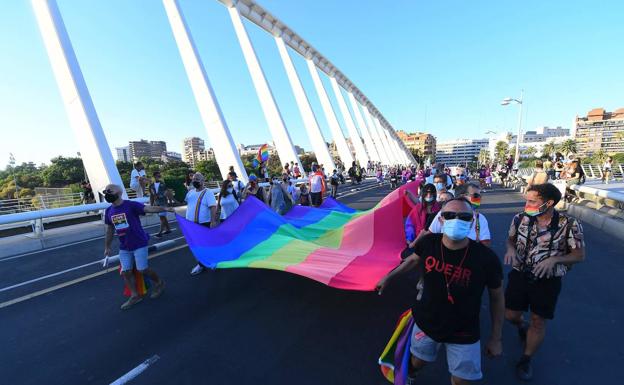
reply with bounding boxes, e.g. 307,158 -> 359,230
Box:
0,178 -> 312,237
569,184 -> 624,212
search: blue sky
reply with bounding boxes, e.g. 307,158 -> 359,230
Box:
1,0 -> 623,167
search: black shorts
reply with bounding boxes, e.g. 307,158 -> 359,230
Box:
505,269 -> 562,319
310,192 -> 322,206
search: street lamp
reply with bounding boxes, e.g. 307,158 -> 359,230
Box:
500,90 -> 523,167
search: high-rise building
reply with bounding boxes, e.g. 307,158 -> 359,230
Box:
396,131 -> 436,157
575,107 -> 624,156
435,138 -> 489,166
128,139 -> 167,161
115,146 -> 130,162
182,137 -> 205,167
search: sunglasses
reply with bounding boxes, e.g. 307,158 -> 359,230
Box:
440,211 -> 473,222
469,193 -> 481,199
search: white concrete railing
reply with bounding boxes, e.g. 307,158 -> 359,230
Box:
0,178 -> 312,234
569,184 -> 624,211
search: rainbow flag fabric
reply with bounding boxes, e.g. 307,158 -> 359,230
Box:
378,309 -> 414,384
177,183 -> 418,291
252,143 -> 270,168
120,265 -> 150,297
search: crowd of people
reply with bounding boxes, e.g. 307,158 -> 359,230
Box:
375,164 -> 585,383
101,158 -> 586,383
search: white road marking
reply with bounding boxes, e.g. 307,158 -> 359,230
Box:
0,237 -> 185,293
110,355 -> 160,385
0,225 -> 178,262
0,244 -> 189,309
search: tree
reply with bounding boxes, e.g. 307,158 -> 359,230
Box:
494,141 -> 509,163
195,159 -> 221,182
593,149 -> 608,164
478,148 -> 490,165
557,139 -> 578,156
542,141 -> 557,158
41,156 -> 85,187
410,148 -> 422,165
523,146 -> 537,158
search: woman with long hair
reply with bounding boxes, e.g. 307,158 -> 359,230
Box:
217,179 -> 240,222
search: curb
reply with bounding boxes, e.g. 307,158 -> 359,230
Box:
566,203 -> 624,241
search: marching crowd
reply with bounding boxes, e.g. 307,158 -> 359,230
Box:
102,159 -> 585,384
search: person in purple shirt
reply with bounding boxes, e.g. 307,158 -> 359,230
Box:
103,184 -> 173,310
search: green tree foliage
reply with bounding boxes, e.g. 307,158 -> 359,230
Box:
478,148 -> 490,165
494,141 -> 509,163
557,139 -> 578,156
41,156 -> 86,187
542,141 -> 557,158
522,146 -> 537,157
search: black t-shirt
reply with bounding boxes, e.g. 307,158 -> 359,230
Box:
411,233 -> 502,344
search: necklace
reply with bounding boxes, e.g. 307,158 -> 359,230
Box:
439,242 -> 470,305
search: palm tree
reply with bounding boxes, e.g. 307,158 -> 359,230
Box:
523,146 -> 537,158
542,141 -> 557,158
495,141 -> 509,163
593,149 -> 608,164
557,139 -> 578,157
478,148 -> 490,165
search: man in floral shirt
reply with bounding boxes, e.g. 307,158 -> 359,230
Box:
504,183 -> 585,381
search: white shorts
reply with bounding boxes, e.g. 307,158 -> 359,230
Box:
410,323 -> 482,381
119,246 -> 149,272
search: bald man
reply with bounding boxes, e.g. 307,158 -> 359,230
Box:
103,184 -> 173,310
377,198 -> 504,385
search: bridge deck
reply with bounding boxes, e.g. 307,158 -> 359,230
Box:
0,186 -> 621,385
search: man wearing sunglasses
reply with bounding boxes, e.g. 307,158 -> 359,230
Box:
102,184 -> 174,310
427,183 -> 491,246
377,198 -> 504,384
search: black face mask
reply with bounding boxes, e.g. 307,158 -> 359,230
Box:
104,193 -> 118,203
192,181 -> 202,189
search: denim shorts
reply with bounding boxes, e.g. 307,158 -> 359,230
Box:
410,323 -> 482,381
119,246 -> 149,272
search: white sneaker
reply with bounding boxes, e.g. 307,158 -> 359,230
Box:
190,264 -> 205,275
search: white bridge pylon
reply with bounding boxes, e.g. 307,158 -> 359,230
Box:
33,0 -> 413,193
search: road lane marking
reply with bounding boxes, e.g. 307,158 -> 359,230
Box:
0,237 -> 186,293
0,225 -> 179,262
110,355 -> 160,385
0,244 -> 188,309
0,184 -> 389,309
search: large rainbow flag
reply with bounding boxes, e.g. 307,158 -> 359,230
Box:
177,183 -> 418,291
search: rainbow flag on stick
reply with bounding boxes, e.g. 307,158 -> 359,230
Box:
252,143 -> 270,168
177,183 -> 418,291
120,265 -> 150,297
378,309 -> 414,384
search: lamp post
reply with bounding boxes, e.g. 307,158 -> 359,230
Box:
501,90 -> 524,167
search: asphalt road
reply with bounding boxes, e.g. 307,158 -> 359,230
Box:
1,184 -> 622,385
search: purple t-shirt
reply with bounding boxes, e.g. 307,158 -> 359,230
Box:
104,200 -> 149,251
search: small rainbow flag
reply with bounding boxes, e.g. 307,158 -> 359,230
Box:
120,265 -> 150,297
252,144 -> 270,168
378,309 -> 414,384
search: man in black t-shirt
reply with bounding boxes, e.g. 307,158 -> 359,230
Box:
377,198 -> 504,384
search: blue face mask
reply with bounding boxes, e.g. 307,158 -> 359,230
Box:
424,196 -> 435,203
435,182 -> 445,191
442,219 -> 472,241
